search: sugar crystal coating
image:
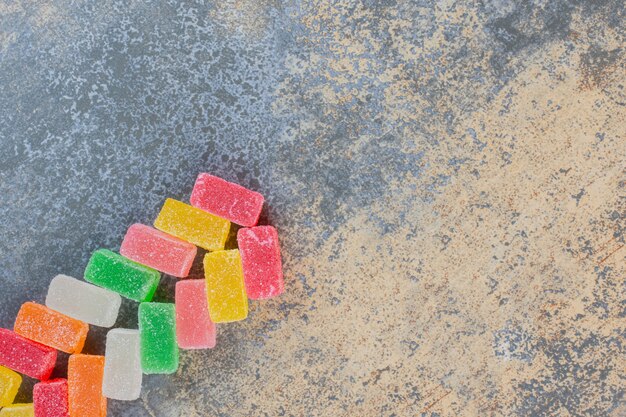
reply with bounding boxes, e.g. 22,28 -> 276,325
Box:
190,173 -> 264,227
68,354 -> 107,417
14,304 -> 87,353
0,175 -> 284,415
0,365 -> 21,406
120,224 -> 197,277
102,329 -> 142,401
203,250 -> 248,323
237,226 -> 284,299
14,303 -> 89,354
0,328 -> 57,380
154,198 -> 230,251
84,249 -> 160,302
175,280 -> 216,349
0,404 -> 34,417
139,303 -> 179,374
46,274 -> 121,327
33,379 -> 69,417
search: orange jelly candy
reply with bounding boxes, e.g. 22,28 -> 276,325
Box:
14,303 -> 88,354
68,354 -> 106,417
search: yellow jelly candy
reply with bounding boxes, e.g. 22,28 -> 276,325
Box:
0,404 -> 34,417
204,250 -> 248,323
0,366 -> 21,407
154,198 -> 230,251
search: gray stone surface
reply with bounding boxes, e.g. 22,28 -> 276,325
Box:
1,1 -> 624,416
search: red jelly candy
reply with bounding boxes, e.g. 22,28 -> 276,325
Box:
34,378 -> 69,417
0,328 -> 57,380
190,173 -> 264,227
237,226 -> 284,299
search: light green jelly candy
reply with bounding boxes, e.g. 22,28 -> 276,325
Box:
84,249 -> 160,302
138,303 -> 178,374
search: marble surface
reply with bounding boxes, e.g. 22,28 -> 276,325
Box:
0,1 -> 624,416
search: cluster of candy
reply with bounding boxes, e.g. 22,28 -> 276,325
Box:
0,174 -> 284,416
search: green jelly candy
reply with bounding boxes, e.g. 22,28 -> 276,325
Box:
84,249 -> 160,302
138,303 -> 178,374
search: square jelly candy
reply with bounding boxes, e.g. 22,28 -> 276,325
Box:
175,280 -> 216,349
68,354 -> 106,417
14,303 -> 88,354
46,275 -> 121,327
0,365 -> 21,406
154,198 -> 230,251
84,249 -> 160,302
190,173 -> 264,227
204,250 -> 248,323
102,329 -> 142,401
33,379 -> 69,417
237,226 -> 284,299
0,328 -> 57,380
139,303 -> 178,374
120,224 -> 197,278
0,404 -> 34,417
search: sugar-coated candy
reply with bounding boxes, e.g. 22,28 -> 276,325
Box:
0,328 -> 57,380
175,280 -> 216,349
33,379 -> 69,417
68,354 -> 106,417
203,250 -> 248,323
190,173 -> 264,227
0,404 -> 34,417
84,249 -> 160,302
237,226 -> 284,299
14,303 -> 88,354
0,365 -> 21,406
154,198 -> 230,251
46,275 -> 121,327
120,224 -> 197,278
139,303 -> 178,374
102,329 -> 142,401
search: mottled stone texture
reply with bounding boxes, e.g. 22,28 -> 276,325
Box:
0,1 -> 624,416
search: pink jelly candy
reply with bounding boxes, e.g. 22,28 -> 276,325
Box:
237,226 -> 284,299
190,173 -> 264,227
34,378 -> 69,417
120,223 -> 197,278
0,328 -> 57,380
175,280 -> 216,349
